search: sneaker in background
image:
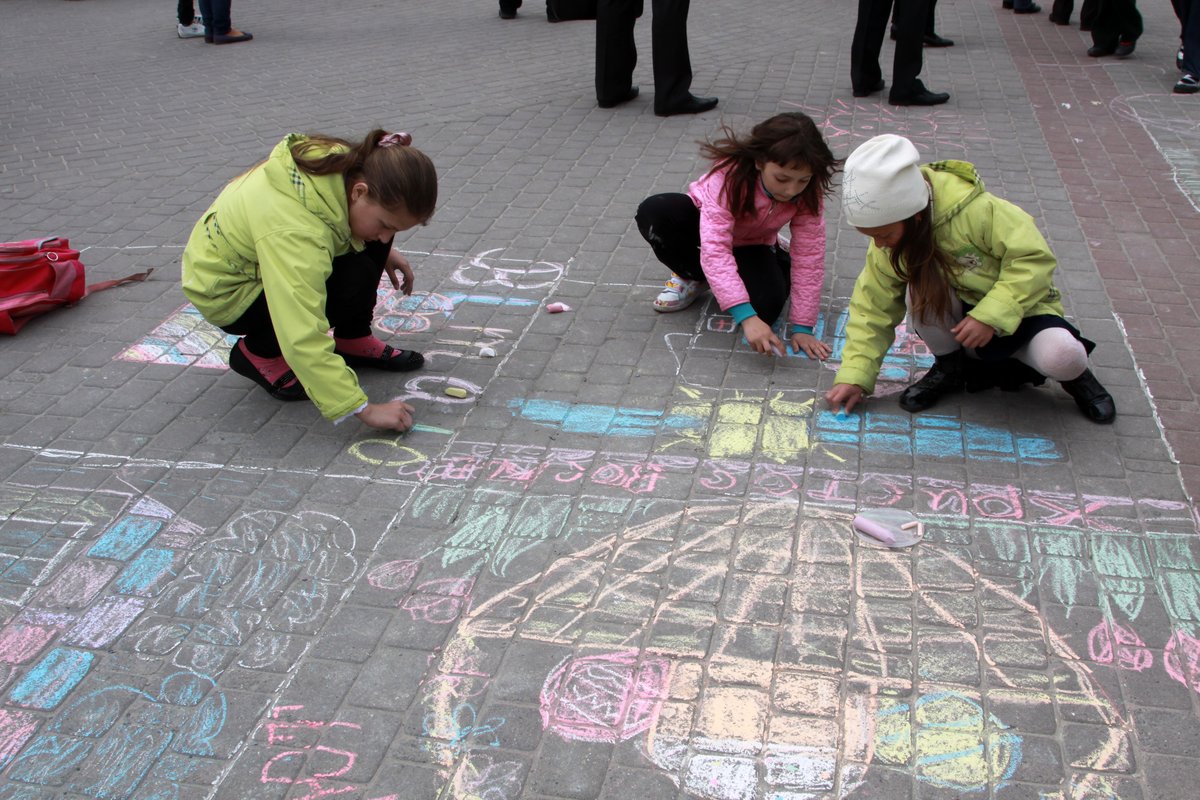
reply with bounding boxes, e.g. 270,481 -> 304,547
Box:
177,21 -> 206,38
1175,73 -> 1199,94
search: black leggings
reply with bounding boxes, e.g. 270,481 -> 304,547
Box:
635,192 -> 790,325
221,239 -> 391,358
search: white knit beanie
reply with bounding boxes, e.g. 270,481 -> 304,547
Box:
841,134 -> 930,227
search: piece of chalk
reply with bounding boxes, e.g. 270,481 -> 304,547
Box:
852,514 -> 896,545
899,520 -> 921,531
546,302 -> 571,313
444,387 -> 469,398
478,346 -> 497,358
771,345 -> 785,358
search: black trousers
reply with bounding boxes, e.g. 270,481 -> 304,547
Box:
851,0 -> 929,100
1051,0 -> 1098,25
1090,0 -> 1143,48
221,240 -> 390,358
596,0 -> 693,112
635,193 -> 790,325
1174,0 -> 1200,74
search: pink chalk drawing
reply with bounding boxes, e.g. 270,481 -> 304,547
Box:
539,650 -> 671,743
0,709 -> 40,770
1164,630 -> 1200,693
366,559 -> 422,592
0,624 -> 63,665
261,705 -> 363,800
1087,620 -> 1153,672
401,577 -> 475,624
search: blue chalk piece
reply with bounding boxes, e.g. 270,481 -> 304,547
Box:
114,548 -> 177,595
88,515 -> 163,561
816,410 -> 858,432
8,648 -> 95,709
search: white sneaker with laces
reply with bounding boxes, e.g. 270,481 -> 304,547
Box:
653,275 -> 706,312
177,21 -> 206,38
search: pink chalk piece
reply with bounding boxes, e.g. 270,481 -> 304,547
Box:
852,514 -> 896,545
546,302 -> 571,313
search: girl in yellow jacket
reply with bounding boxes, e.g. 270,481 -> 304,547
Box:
182,129 -> 436,432
826,134 -> 1115,424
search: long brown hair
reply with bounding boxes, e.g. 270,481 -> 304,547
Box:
290,129 -> 438,222
698,112 -> 840,218
891,204 -> 961,324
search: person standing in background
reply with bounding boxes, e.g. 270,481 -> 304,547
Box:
1173,0 -> 1200,92
852,0 -> 951,105
595,0 -> 719,116
177,2 -> 205,38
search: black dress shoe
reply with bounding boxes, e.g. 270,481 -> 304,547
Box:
889,87 -> 950,106
655,94 -> 718,117
1060,369 -> 1116,424
852,79 -> 885,98
598,86 -> 639,109
210,30 -> 252,44
1048,13 -> 1070,24
1013,2 -> 1041,12
499,8 -> 517,19
1002,0 -> 1014,8
1087,44 -> 1116,57
1114,39 -> 1136,58
899,352 -> 966,413
924,32 -> 954,47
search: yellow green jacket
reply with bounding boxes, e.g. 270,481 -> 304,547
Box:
835,160 -> 1067,394
182,135 -> 368,420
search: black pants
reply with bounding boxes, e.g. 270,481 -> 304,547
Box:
221,240 -> 390,359
1091,0 -> 1143,48
635,193 -> 790,325
178,0 -> 195,25
1051,0 -> 1098,24
851,0 -> 930,100
1174,0 -> 1200,74
596,0 -> 693,112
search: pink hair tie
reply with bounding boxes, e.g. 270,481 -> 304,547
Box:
378,132 -> 411,148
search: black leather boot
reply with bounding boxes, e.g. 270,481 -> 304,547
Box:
1060,369 -> 1116,423
899,351 -> 966,412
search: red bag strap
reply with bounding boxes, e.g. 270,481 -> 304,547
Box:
86,267 -> 154,294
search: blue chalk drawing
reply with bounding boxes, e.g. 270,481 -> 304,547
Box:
508,398 -> 1062,463
509,399 -> 700,437
88,516 -> 163,561
829,308 -> 935,382
114,548 -> 178,596
7,648 -> 95,710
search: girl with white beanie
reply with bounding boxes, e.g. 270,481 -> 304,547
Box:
826,134 -> 1116,423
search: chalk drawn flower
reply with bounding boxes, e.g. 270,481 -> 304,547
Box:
539,650 -> 671,743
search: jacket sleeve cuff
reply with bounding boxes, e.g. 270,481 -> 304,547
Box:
334,402 -> 369,425
789,324 -> 814,336
730,303 -> 757,325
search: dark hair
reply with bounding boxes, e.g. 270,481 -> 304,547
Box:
290,129 -> 438,223
891,203 -> 961,324
698,112 -> 840,218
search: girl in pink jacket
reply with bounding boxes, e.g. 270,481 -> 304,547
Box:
635,112 -> 839,359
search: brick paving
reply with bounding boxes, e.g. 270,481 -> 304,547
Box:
1,0 -> 1198,798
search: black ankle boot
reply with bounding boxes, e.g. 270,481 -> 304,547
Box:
1060,369 -> 1116,423
899,351 -> 966,412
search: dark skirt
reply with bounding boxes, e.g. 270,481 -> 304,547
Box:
964,310 -> 1096,391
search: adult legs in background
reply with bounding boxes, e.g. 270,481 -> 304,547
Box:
596,0 -> 641,107
889,0 -> 933,101
851,0 -> 892,96
650,0 -> 693,111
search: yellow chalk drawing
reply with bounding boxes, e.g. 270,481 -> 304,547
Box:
347,438 -> 428,468
874,691 -> 1021,792
664,388 -> 818,463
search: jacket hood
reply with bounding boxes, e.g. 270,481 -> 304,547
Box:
922,160 -> 985,229
262,134 -> 357,249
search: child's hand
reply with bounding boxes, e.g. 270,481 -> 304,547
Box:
357,400 -> 415,432
952,316 -> 994,349
385,251 -> 415,295
743,317 -> 786,356
825,383 -> 865,415
791,332 -> 832,361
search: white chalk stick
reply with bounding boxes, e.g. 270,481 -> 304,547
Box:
478,346 -> 497,358
852,514 -> 897,545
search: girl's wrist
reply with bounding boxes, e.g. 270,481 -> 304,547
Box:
789,324 -> 814,336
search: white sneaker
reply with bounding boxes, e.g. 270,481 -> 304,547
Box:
653,275 -> 706,312
177,21 -> 206,38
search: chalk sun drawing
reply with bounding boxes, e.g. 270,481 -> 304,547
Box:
419,499 -> 1130,799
